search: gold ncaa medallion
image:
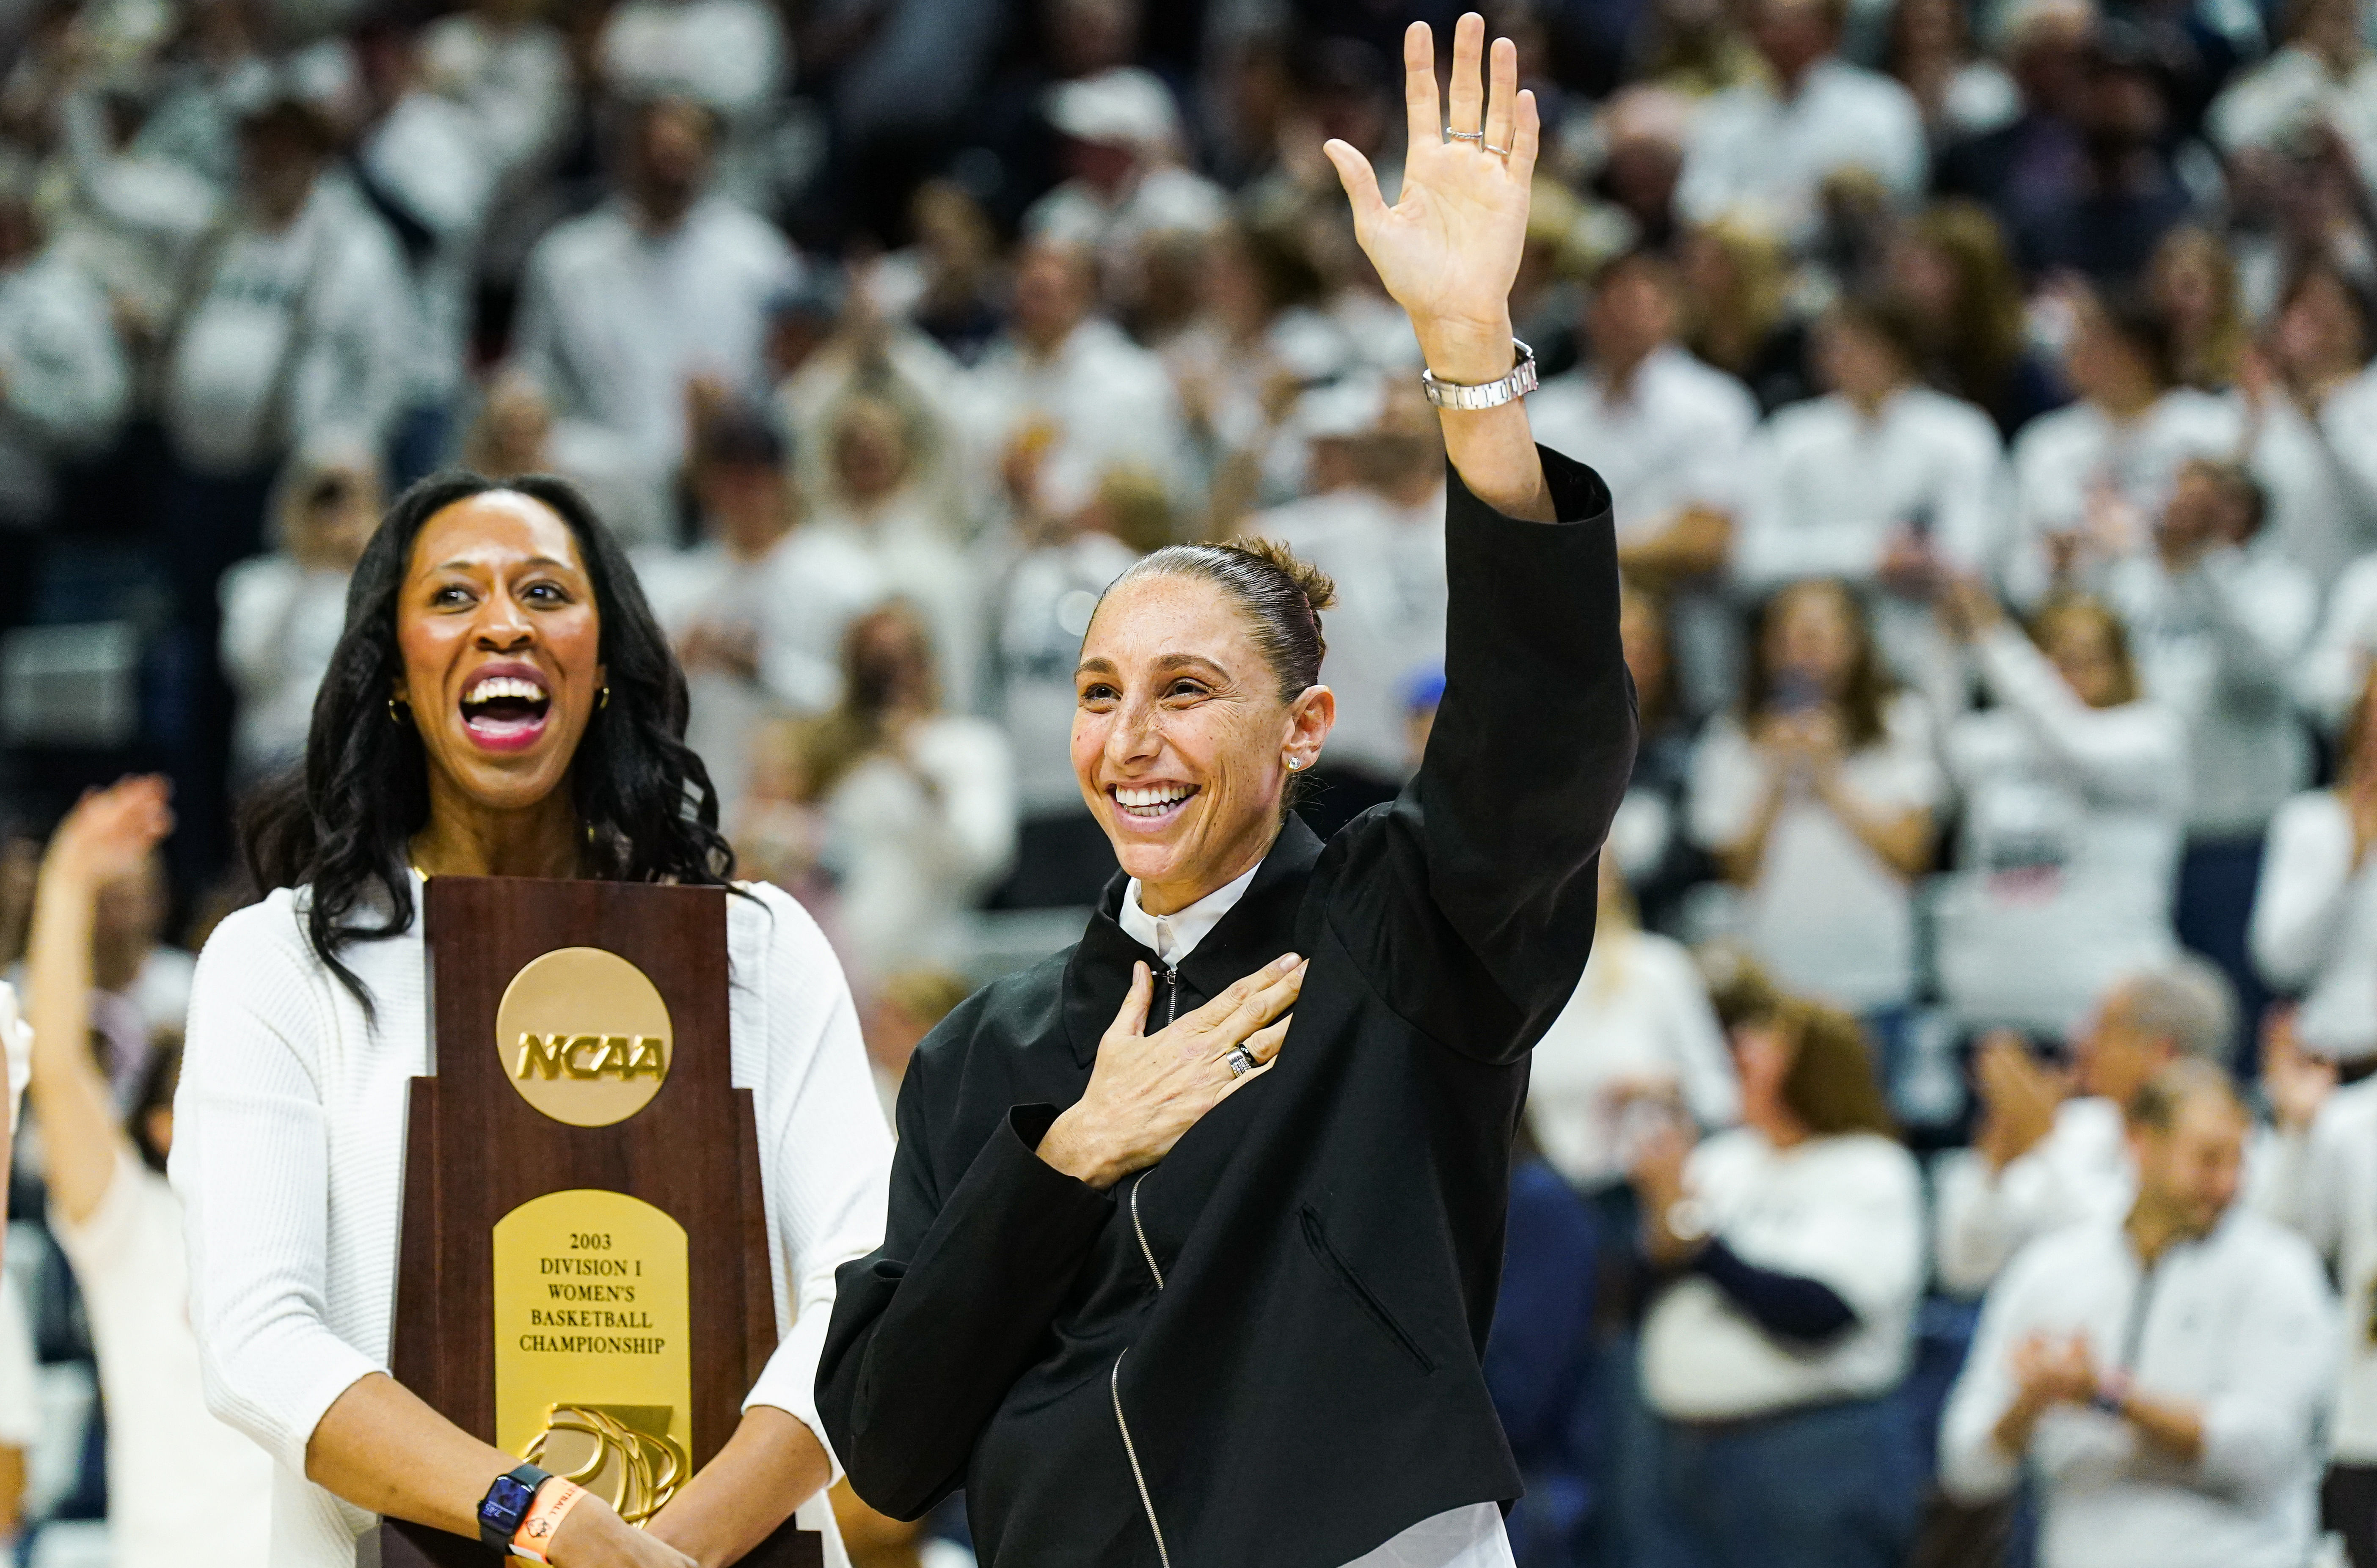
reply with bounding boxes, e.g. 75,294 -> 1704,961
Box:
494,947 -> 673,1127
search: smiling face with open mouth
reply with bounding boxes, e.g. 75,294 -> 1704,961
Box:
393,491 -> 606,826
1072,573 -> 1334,916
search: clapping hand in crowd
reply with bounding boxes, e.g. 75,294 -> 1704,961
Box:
1935,571 -> 2005,644
1971,1029 -> 2071,1173
2260,1006 -> 2336,1137
1628,1106 -> 1706,1270
2009,1329 -> 2100,1415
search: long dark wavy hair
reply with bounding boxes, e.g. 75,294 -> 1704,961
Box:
240,471 -> 734,1007
1740,578 -> 1896,749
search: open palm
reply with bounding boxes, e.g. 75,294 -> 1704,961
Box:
1324,16 -> 1539,347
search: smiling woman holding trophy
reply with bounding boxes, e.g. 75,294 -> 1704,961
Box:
174,471 -> 892,1568
817,17 -> 1635,1567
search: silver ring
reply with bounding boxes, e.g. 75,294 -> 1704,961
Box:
1485,142 -> 1513,157
1224,1045 -> 1257,1078
1447,129 -> 1485,142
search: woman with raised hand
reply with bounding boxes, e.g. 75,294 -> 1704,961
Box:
816,17 -> 1635,1567
174,472 -> 892,1567
22,776 -> 273,1568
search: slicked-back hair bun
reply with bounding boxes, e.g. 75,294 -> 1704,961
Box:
1102,538 -> 1337,701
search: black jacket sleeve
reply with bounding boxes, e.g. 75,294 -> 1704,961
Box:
815,1051 -> 1114,1518
1338,446 -> 1635,1065
1691,1240 -> 1859,1342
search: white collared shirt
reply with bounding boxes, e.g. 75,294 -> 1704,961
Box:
1676,58 -> 1928,243
1119,862 -> 1516,1568
1939,1210 -> 2335,1568
1119,861 -> 1260,966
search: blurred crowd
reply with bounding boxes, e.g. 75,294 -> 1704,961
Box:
0,0 -> 2370,1561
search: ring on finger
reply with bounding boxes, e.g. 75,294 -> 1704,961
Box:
1446,129 -> 1485,143
1485,141 -> 1513,156
1224,1045 -> 1258,1078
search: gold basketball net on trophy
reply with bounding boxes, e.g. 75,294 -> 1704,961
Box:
523,1404 -> 690,1524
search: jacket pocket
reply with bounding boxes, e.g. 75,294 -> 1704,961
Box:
1298,1204 -> 1438,1374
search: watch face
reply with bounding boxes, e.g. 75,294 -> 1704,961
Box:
483,1475 -> 535,1529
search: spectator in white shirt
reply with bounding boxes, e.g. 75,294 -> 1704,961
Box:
1936,957 -> 2237,1295
2253,663 -> 2377,1062
986,471 -> 1153,908
159,88 -> 415,878
1527,854 -> 1739,1194
598,0 -> 788,210
804,393 -> 980,712
350,39 -> 500,484
1165,220 -> 1354,520
22,778 -> 273,1568
2104,460 -> 2316,1030
0,158 -> 128,628
510,96 -> 802,544
1689,579 -> 1943,1018
1526,249 -> 1760,714
220,447 -> 380,787
2241,262 -> 2377,590
776,603 -> 1016,989
1676,0 -> 1929,245
162,92 -> 414,502
634,406 -> 810,821
1253,380 -> 1448,834
1027,67 -> 1229,307
1939,1060 -> 2335,1568
416,0 -> 575,190
1733,296 -> 2008,717
2252,1018 -> 2377,1567
2006,289 -> 2243,608
959,237 -> 1190,527
1932,583 -> 2190,1034
2298,545 -> 2377,734
2210,0 -> 2377,203
1630,998 -> 1925,1568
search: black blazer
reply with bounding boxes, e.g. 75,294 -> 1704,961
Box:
816,448 -> 1635,1568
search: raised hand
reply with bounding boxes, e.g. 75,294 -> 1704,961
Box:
1037,953 -> 1306,1190
1323,14 -> 1538,382
41,775 -> 173,895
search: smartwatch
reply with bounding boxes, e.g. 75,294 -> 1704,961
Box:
477,1464 -> 554,1555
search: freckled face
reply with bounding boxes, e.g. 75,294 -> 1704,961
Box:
391,492 -> 606,817
1072,574 -> 1325,907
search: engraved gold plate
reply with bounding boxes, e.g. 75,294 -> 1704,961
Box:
494,947 -> 673,1127
492,1189 -> 693,1500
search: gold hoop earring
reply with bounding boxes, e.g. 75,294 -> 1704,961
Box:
388,696 -> 408,725
598,685 -> 611,710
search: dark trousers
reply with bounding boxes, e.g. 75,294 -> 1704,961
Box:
2173,835 -> 2273,1058
1647,1398 -> 1921,1568
2329,1463 -> 2377,1568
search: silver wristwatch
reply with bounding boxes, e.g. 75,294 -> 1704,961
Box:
1420,338 -> 1539,411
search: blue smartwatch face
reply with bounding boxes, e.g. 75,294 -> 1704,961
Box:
482,1474 -> 538,1532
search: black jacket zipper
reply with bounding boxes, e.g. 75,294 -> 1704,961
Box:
1114,1174 -> 1171,1566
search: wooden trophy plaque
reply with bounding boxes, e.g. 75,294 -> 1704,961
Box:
375,876 -> 822,1568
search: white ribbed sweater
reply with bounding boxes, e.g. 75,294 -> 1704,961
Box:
171,875 -> 892,1566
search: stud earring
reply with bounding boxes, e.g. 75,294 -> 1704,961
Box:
1286,756 -> 1303,771
387,696 -> 408,725
598,685 -> 611,710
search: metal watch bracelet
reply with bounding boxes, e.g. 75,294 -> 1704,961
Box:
1420,338 -> 1539,411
